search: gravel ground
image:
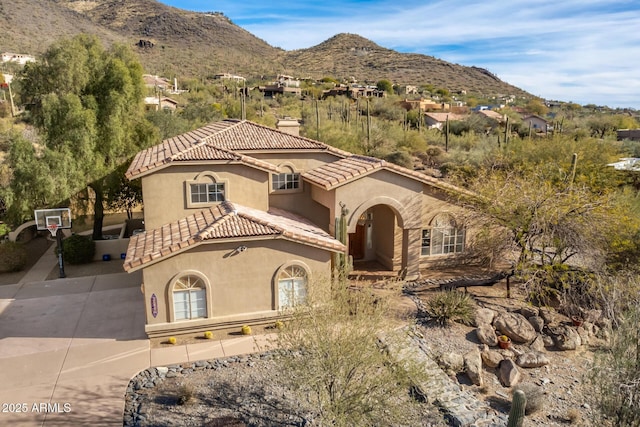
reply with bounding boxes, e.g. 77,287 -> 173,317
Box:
125,351 -> 449,427
127,277 -> 609,427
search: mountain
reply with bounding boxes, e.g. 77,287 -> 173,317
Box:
0,0 -> 529,97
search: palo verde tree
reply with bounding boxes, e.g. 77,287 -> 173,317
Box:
17,34 -> 156,238
274,279 -> 427,426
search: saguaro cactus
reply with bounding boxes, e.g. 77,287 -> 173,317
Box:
507,389 -> 527,427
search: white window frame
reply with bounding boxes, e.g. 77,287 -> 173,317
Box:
270,163 -> 303,193
275,263 -> 310,310
186,172 -> 228,208
168,271 -> 212,322
421,214 -> 465,257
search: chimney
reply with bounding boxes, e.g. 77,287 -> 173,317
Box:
276,117 -> 300,137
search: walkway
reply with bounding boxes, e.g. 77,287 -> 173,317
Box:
0,267 -> 272,426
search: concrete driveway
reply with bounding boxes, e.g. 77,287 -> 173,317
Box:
0,270 -> 273,426
0,272 -> 149,426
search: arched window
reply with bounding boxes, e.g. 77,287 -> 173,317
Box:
271,164 -> 301,192
421,214 -> 465,256
172,275 -> 208,320
277,264 -> 308,309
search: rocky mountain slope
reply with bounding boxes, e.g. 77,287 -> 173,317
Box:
0,0 -> 529,96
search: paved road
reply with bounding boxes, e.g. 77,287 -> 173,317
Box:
0,271 -> 271,426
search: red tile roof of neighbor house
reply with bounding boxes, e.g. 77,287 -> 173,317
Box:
125,120 -> 350,179
302,155 -> 472,195
123,201 -> 346,272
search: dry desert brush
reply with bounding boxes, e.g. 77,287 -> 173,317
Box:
426,290 -> 476,326
274,279 -> 429,427
589,300 -> 640,427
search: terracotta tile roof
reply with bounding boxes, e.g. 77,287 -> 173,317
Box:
126,120 -> 349,179
123,201 -> 345,272
303,155 -> 472,195
424,112 -> 467,122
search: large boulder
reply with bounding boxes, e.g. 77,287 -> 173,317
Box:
439,352 -> 464,375
547,325 -> 582,350
539,307 -> 558,324
498,359 -> 521,387
520,306 -> 539,318
516,351 -> 550,368
494,312 -> 537,343
481,346 -> 504,368
475,308 -> 497,326
476,324 -> 498,346
529,335 -> 546,352
464,349 -> 483,386
527,315 -> 545,333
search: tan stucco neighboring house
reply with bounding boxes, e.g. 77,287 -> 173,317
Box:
424,112 -> 467,129
477,109 -> 505,122
124,119 -> 471,337
522,114 -> 550,133
144,96 -> 179,112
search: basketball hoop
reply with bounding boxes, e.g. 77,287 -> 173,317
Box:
47,223 -> 59,238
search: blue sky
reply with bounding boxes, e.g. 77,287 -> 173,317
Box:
159,0 -> 640,109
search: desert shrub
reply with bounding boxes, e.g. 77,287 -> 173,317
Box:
176,384 -> 194,405
61,234 -> 95,264
426,290 -> 476,326
203,331 -> 213,339
275,280 -> 427,426
589,302 -> 640,426
0,241 -> 27,272
513,383 -> 544,414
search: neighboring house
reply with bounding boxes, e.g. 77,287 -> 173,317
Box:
399,99 -> 450,112
1,52 -> 35,65
477,109 -> 505,122
424,113 -> 467,129
144,96 -> 179,112
258,84 -> 302,98
124,119 -> 470,337
214,73 -> 246,83
617,129 -> 640,142
522,115 -> 550,133
276,75 -> 300,88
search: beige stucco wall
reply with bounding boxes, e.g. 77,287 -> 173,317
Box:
140,239 -> 332,337
141,164 -> 269,229
269,185 -> 330,231
334,170 -> 424,232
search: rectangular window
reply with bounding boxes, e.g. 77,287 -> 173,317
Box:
421,229 -> 431,256
421,228 -> 465,256
174,289 -> 207,320
272,173 -> 300,191
190,183 -> 225,204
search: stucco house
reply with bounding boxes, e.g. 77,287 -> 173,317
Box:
124,119 -> 470,337
522,114 -> 550,133
424,112 -> 467,129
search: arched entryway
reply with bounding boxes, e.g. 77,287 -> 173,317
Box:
348,204 -> 401,271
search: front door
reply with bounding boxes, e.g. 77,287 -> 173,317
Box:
348,224 -> 365,260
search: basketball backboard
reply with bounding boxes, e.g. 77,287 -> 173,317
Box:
34,208 -> 72,231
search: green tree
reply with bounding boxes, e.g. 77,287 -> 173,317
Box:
525,99 -> 549,116
18,35 -> 156,238
376,79 -> 393,94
